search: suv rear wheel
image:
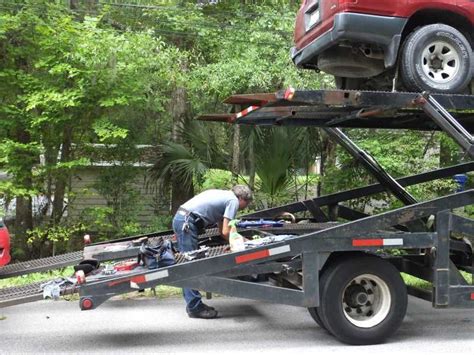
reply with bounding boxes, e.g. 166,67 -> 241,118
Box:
400,24 -> 473,93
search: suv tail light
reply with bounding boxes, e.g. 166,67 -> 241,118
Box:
0,222 -> 11,266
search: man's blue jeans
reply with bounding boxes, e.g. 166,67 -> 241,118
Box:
172,213 -> 203,312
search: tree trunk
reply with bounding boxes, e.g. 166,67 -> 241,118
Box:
13,129 -> 34,260
69,0 -> 98,14
51,125 -> 73,225
319,133 -> 337,196
42,137 -> 59,221
170,75 -> 193,214
248,129 -> 256,190
231,124 -> 240,184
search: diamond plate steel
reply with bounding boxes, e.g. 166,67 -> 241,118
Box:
0,251 -> 83,279
0,281 -> 44,308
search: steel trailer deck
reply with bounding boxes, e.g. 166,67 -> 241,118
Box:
198,89 -> 474,131
2,89 -> 474,345
75,89 -> 474,345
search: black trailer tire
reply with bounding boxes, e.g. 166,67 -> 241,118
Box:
400,24 -> 473,93
308,307 -> 326,330
318,255 -> 407,345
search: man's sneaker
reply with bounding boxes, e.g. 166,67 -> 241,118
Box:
187,306 -> 218,319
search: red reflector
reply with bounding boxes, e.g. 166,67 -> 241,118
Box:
235,249 -> 270,264
470,293 -> 474,300
284,87 -> 295,100
352,239 -> 384,247
131,275 -> 147,284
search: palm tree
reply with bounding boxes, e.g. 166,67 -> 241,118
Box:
241,126 -> 323,208
149,119 -> 230,212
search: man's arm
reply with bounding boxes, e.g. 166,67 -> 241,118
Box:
219,218 -> 232,242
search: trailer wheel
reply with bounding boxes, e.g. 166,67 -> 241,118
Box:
318,255 -> 407,345
400,24 -> 473,93
308,307 -> 326,330
80,297 -> 94,311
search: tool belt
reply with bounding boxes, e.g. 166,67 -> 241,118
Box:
177,208 -> 206,233
138,237 -> 176,269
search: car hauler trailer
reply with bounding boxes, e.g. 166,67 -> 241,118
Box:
1,89 -> 474,345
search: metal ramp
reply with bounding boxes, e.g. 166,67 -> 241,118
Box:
0,281 -> 47,308
0,251 -> 83,279
417,93 -> 474,158
200,89 -> 474,220
0,228 -> 220,280
0,223 -> 334,307
198,89 -> 474,131
0,245 -> 229,308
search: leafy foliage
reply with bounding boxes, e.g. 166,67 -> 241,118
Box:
26,222 -> 85,257
322,129 -> 459,212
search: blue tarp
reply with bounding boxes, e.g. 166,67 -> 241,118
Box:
237,219 -> 285,228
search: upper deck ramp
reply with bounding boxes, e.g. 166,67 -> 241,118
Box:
198,89 -> 474,131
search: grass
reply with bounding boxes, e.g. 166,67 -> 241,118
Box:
402,273 -> 432,290
402,270 -> 472,290
120,285 -> 182,300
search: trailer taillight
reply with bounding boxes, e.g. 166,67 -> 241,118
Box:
284,87 -> 295,100
75,270 -> 86,284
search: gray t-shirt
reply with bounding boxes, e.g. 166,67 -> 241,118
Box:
181,189 -> 239,226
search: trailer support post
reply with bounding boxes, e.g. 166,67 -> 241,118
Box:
434,211 -> 451,307
302,251 -> 320,307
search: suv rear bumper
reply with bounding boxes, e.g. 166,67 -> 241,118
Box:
291,12 -> 407,69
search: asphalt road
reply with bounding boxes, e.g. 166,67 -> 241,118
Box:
1,295 -> 474,354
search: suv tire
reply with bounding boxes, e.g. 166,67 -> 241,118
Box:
400,24 -> 473,93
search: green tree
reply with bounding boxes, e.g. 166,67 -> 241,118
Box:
113,0 -> 332,207
0,1 -> 179,258
322,129 -> 455,213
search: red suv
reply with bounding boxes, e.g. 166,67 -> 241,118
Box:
292,0 -> 474,93
0,218 -> 11,266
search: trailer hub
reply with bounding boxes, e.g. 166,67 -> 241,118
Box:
345,284 -> 369,307
342,274 -> 392,328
